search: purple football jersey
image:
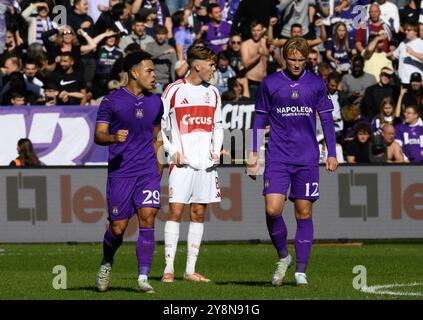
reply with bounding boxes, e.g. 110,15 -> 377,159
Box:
255,70 -> 334,166
203,21 -> 231,54
395,120 -> 423,163
96,87 -> 164,177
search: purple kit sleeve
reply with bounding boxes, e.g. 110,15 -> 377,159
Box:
251,112 -> 269,152
154,98 -> 164,127
251,83 -> 270,152
319,111 -> 337,158
96,97 -> 113,123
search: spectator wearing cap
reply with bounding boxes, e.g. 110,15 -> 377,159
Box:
404,72 -> 423,112
118,14 -> 155,51
200,3 -> 231,54
42,81 -> 60,106
361,67 -> 399,120
388,21 -> 423,85
362,33 -> 393,82
145,25 -> 177,94
396,72 -> 423,117
93,29 -> 123,98
132,0 -> 173,39
47,52 -> 87,105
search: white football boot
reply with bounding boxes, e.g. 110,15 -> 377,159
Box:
96,263 -> 112,292
271,254 -> 292,286
295,272 -> 308,286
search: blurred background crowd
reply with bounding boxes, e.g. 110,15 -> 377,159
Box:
1,0 -> 423,164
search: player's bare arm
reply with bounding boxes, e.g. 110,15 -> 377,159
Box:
94,122 -> 128,145
246,151 -> 260,180
154,126 -> 164,177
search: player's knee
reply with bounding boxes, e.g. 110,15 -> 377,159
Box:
295,208 -> 312,220
266,205 -> 283,217
139,214 -> 157,228
110,223 -> 126,238
190,212 -> 204,223
169,209 -> 184,222
190,207 -> 205,222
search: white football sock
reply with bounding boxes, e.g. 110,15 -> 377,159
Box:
138,274 -> 148,281
164,220 -> 180,274
185,222 -> 204,275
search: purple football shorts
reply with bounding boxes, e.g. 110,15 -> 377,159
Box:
263,163 -> 319,202
106,173 -> 161,221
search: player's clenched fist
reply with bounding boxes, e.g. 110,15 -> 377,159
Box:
114,130 -> 128,143
172,151 -> 189,167
326,156 -> 338,172
246,152 -> 260,180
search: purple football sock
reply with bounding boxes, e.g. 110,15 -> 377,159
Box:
103,227 -> 123,264
266,214 -> 289,259
295,218 -> 314,273
136,227 -> 155,276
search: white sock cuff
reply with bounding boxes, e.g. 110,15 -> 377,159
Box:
165,220 -> 180,234
188,222 -> 204,234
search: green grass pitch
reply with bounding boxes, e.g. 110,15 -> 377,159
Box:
1,242 -> 422,300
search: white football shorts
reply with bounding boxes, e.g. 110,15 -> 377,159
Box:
168,165 -> 222,204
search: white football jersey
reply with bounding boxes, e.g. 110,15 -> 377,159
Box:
161,78 -> 223,169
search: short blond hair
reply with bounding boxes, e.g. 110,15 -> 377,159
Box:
187,45 -> 216,67
283,37 -> 310,60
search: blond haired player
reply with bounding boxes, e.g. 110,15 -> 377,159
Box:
161,45 -> 223,283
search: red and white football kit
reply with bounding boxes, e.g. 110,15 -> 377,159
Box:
161,78 -> 224,204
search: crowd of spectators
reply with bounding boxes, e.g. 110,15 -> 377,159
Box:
0,0 -> 422,163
